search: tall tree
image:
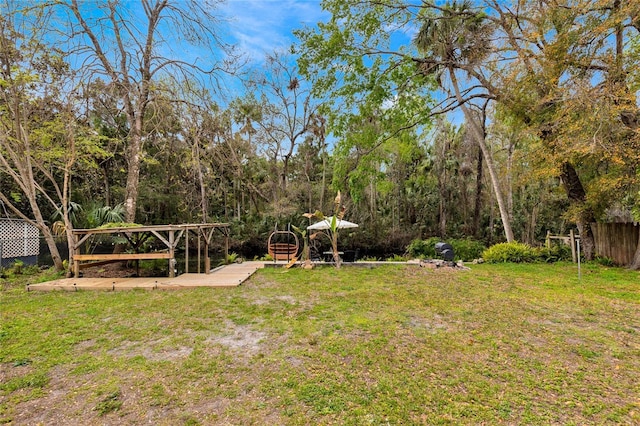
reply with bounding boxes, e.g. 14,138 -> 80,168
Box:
295,0 -> 435,194
247,52 -> 321,205
487,0 -> 640,260
59,0 -> 237,222
295,1 -> 522,242
414,0 -> 514,242
0,9 -> 104,271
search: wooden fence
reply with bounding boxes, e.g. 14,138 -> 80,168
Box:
591,222 -> 639,266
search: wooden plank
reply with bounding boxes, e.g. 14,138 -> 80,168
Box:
74,253 -> 173,261
28,262 -> 266,291
72,223 -> 229,235
592,222 -> 639,265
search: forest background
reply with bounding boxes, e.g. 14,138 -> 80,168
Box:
1,0 -> 640,271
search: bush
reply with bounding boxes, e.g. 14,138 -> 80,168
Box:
387,254 -> 408,262
406,237 -> 440,259
450,239 -> 486,262
406,237 -> 485,261
483,242 -> 535,263
594,255 -> 615,266
533,244 -> 572,263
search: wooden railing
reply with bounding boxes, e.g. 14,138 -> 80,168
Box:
74,253 -> 172,261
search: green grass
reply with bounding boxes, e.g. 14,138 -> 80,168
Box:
1,263 -> 639,424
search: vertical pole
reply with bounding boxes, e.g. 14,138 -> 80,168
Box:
225,227 -> 229,262
287,224 -> 291,263
185,230 -> 189,274
577,240 -> 581,281
73,233 -> 80,278
204,229 -> 210,274
546,230 -> 551,249
169,230 -> 175,278
197,232 -> 201,274
570,229 -> 577,263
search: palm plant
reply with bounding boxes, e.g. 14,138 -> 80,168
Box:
304,191 -> 347,269
414,1 -> 514,242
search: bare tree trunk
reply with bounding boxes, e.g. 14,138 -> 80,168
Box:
101,162 -> 112,207
124,131 -> 142,223
192,137 -> 208,222
320,146 -> 327,209
449,68 -> 514,242
438,174 -> 447,237
472,146 -> 483,238
0,86 -> 64,271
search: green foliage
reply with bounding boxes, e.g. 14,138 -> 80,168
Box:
533,244 -> 572,263
484,242 -> 574,264
387,254 -> 407,262
10,260 -> 24,275
86,204 -> 125,228
594,256 -> 615,267
97,222 -> 142,229
304,191 -> 348,268
406,237 -> 441,259
483,242 -> 535,263
359,255 -> 379,261
94,391 -> 122,416
295,0 -> 435,204
450,239 -> 486,261
221,252 -> 240,265
406,237 -> 485,261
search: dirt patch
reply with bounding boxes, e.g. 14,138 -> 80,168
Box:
7,366 -> 197,425
106,339 -> 193,361
407,314 -> 452,333
7,366 -> 97,425
251,294 -> 298,306
206,322 -> 266,354
0,362 -> 35,384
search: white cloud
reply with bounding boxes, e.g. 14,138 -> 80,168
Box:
220,0 -> 329,62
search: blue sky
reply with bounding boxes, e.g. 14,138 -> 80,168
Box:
220,0 -> 329,62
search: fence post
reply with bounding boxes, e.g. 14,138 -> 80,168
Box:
546,230 -> 551,249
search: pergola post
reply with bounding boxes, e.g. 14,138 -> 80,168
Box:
197,234 -> 201,274
73,234 -> 80,278
70,223 -> 229,278
204,235 -> 211,274
169,230 -> 175,278
185,231 -> 189,274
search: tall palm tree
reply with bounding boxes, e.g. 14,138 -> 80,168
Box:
414,0 -> 515,242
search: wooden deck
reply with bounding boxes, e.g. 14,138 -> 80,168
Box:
27,262 -> 265,291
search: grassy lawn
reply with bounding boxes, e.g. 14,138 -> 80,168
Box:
1,262 -> 639,425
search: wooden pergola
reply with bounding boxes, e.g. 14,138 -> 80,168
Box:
71,223 -> 230,278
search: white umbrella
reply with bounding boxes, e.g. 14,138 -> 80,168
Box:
307,216 -> 359,230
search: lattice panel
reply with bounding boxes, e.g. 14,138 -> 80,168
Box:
0,220 -> 40,258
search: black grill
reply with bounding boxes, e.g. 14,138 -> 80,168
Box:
434,242 -> 455,262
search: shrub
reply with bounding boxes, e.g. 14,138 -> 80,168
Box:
11,260 -> 24,275
360,255 -> 380,261
450,239 -> 486,262
533,244 -> 572,263
406,237 -> 485,261
594,255 -> 615,266
387,254 -> 408,262
483,242 -> 535,263
406,237 -> 439,259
